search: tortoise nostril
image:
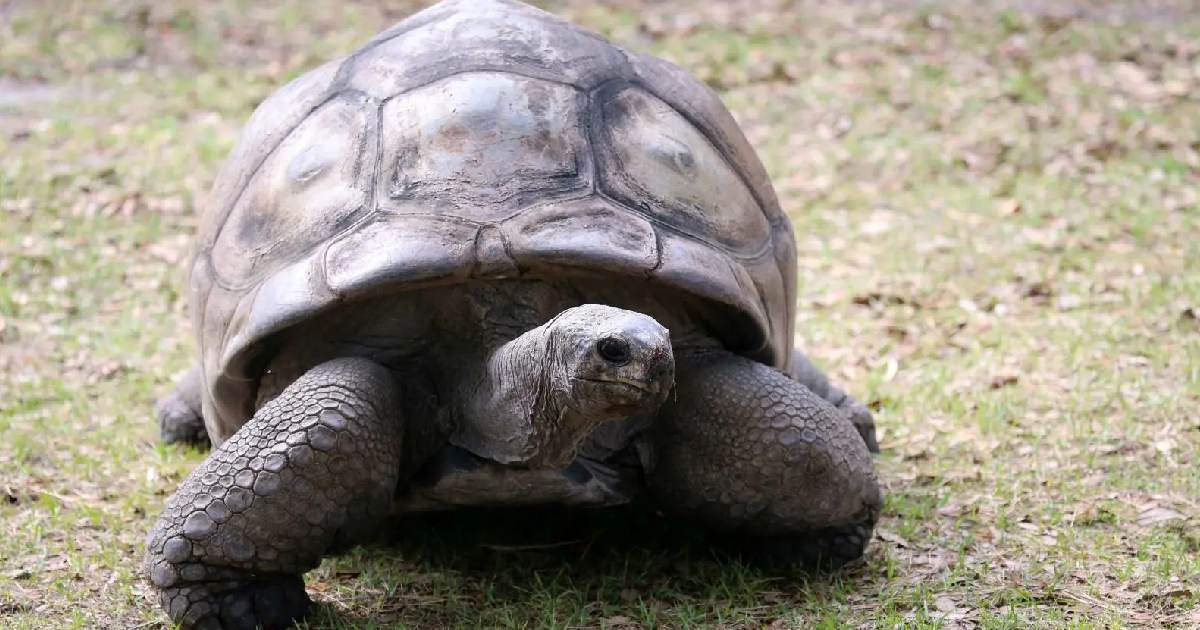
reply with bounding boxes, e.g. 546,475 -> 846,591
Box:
596,337 -> 632,365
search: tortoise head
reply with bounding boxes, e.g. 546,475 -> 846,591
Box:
454,304 -> 675,470
544,304 -> 675,418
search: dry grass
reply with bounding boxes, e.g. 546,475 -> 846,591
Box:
2,0 -> 1198,628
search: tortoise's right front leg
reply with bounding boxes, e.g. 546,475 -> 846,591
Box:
144,358 -> 404,630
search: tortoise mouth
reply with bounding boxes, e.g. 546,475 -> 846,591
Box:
578,375 -> 673,399
577,377 -> 652,393
575,376 -> 672,414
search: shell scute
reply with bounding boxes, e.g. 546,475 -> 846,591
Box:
376,73 -> 588,220
342,0 -> 629,100
209,92 -> 377,286
325,215 -> 478,297
595,86 -> 771,256
503,198 -> 659,273
199,59 -> 342,250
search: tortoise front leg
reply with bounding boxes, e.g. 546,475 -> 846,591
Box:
647,350 -> 882,568
144,358 -> 404,630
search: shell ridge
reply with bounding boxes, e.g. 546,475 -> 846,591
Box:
322,90 -> 388,298
329,6 -> 454,93
377,68 -> 586,111
192,257 -> 215,346
647,222 -> 665,277
589,188 -> 773,262
471,223 -> 521,278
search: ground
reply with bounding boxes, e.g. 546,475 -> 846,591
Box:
1,0 -> 1198,628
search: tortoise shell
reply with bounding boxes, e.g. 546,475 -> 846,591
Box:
191,0 -> 797,442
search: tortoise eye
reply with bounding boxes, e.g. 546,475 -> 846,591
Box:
596,337 -> 632,365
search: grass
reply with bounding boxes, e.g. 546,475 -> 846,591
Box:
2,0 -> 1198,628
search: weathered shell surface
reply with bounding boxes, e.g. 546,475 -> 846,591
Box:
193,0 -> 797,442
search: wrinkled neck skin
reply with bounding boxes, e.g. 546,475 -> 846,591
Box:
453,317 -> 581,469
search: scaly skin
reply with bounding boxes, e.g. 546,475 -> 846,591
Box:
144,358 -> 404,629
648,350 -> 882,568
789,348 -> 880,453
156,366 -> 209,447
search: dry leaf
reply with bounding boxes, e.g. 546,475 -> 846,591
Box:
603,616 -> 636,629
876,529 -> 911,548
1136,506 -> 1186,527
996,198 -> 1022,216
989,373 -> 1019,389
1055,294 -> 1082,311
937,502 -> 964,518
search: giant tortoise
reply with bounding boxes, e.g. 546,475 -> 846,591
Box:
144,1 -> 882,627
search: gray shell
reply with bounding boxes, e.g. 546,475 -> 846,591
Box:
191,0 -> 797,442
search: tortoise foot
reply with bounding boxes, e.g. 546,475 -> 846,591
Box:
157,574 -> 309,630
729,521 -> 875,571
156,366 -> 209,447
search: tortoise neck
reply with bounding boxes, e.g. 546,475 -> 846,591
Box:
450,318 -> 570,468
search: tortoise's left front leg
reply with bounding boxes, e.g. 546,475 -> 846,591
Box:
647,350 -> 882,569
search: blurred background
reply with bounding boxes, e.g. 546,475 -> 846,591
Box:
2,1 -> 1198,628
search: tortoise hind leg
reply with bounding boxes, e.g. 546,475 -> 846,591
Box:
647,350 -> 882,569
144,358 -> 405,629
156,365 -> 210,447
789,348 -> 879,453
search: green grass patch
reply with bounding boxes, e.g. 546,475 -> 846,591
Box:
2,0 -> 1198,627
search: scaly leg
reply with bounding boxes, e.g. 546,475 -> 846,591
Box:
648,350 -> 882,568
790,348 -> 878,452
156,365 -> 209,447
144,358 -> 404,629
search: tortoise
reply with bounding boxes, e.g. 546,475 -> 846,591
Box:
144,1 -> 882,627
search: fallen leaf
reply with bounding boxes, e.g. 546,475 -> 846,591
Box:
1137,506 -> 1186,527
1055,294 -> 1082,311
937,502 -> 964,518
996,198 -> 1022,216
883,357 -> 898,382
1153,438 -> 1176,455
876,529 -> 910,548
603,616 -> 636,629
989,373 -> 1019,389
